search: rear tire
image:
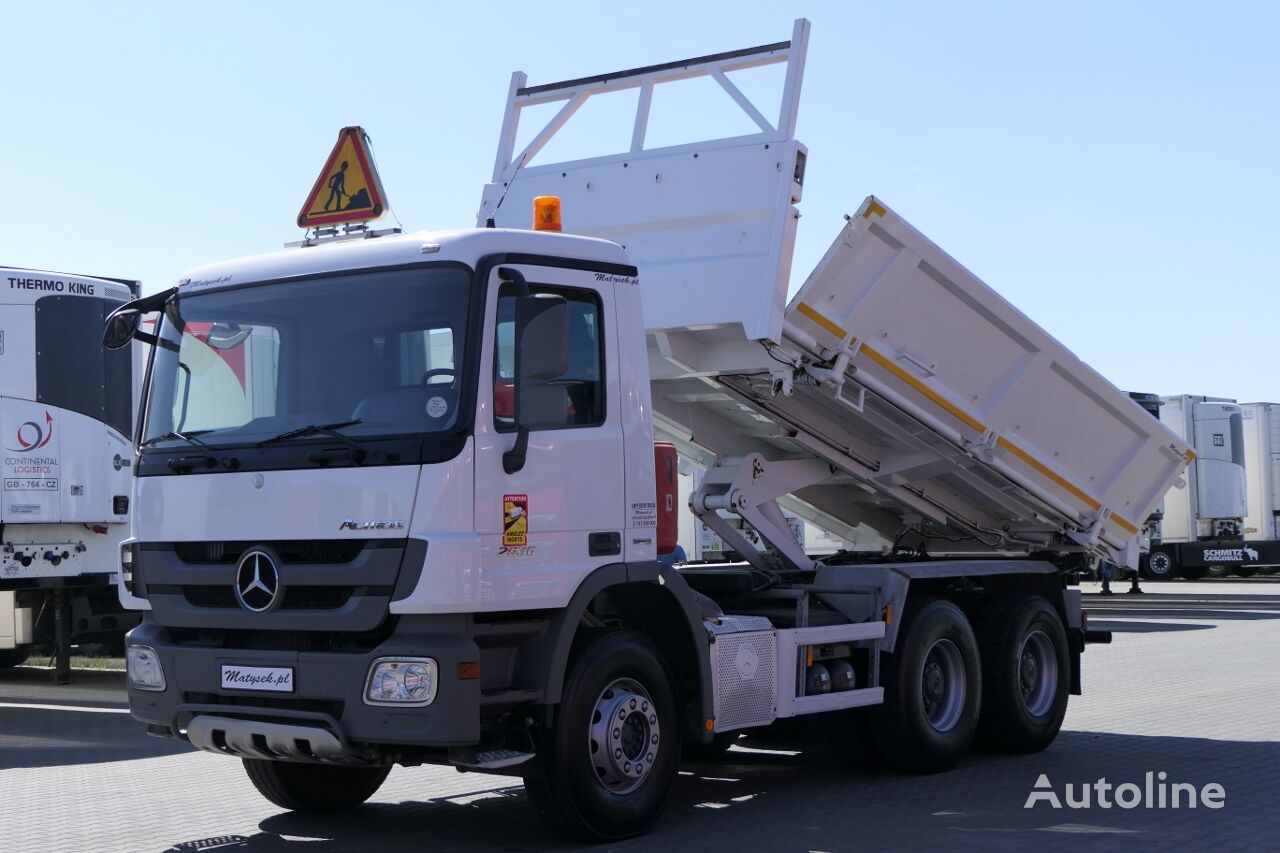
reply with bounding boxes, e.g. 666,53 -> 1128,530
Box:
862,598 -> 981,773
1206,564 -> 1231,578
974,595 -> 1069,753
523,630 -> 680,842
0,646 -> 32,669
1144,551 -> 1176,581
242,759 -> 391,812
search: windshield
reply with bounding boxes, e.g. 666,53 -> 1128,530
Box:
142,266 -> 470,449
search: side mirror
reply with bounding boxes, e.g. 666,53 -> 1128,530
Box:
502,292 -> 568,475
514,293 -> 569,430
103,307 -> 141,350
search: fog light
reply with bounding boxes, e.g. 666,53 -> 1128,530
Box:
126,645 -> 166,691
364,657 -> 438,707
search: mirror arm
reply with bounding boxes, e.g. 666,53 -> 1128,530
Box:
498,266 -> 530,297
499,266 -> 531,475
502,430 -> 529,475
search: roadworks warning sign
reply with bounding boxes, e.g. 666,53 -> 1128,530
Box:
297,126 -> 388,228
503,494 -> 528,546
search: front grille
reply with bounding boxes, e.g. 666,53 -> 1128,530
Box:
183,586 -> 239,608
180,586 -> 371,610
173,540 -> 367,565
168,622 -> 393,653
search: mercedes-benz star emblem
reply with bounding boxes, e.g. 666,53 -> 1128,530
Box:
234,549 -> 281,613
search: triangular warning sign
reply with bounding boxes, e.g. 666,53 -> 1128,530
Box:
297,126 -> 388,228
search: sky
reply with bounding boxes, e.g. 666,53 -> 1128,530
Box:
4,1 -> 1277,402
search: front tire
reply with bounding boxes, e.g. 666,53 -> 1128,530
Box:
974,595 -> 1069,753
862,598 -> 981,773
242,759 -> 391,812
523,630 -> 679,842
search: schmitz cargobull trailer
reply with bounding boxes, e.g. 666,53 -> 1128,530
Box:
105,20 -> 1190,842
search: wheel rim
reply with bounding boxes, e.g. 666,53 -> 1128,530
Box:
920,639 -> 966,732
1149,553 -> 1172,577
587,677 -> 660,795
1018,629 -> 1058,718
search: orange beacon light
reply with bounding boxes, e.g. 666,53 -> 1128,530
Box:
533,195 -> 562,232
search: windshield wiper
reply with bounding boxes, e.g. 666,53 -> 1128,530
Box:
257,419 -> 366,463
140,429 -> 214,449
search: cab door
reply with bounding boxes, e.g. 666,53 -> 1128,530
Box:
472,263 -> 625,610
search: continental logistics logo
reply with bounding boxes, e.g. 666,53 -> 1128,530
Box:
5,411 -> 54,453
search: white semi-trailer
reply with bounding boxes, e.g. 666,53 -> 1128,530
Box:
1239,402 -> 1280,573
105,23 -> 1191,841
1144,395 -> 1250,579
1,266 -> 142,679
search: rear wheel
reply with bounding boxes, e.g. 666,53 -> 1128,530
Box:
523,630 -> 679,842
242,759 -> 391,812
861,598 -> 981,773
974,595 -> 1069,753
1144,551 -> 1176,581
1206,564 -> 1231,578
1179,565 -> 1208,580
0,646 -> 32,669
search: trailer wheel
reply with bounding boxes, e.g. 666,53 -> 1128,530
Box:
242,759 -> 391,812
1206,564 -> 1231,578
0,646 -> 32,669
974,595 -> 1069,753
523,630 -> 679,842
1144,551 -> 1175,581
863,598 -> 981,773
1179,565 -> 1208,580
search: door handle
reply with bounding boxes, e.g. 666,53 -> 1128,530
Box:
588,532 -> 621,557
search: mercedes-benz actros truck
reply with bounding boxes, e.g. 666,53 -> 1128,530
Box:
103,22 -> 1191,841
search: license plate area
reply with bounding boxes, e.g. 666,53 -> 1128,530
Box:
220,665 -> 295,693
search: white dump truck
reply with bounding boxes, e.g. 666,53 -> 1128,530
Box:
104,22 -> 1191,841
1,266 -> 142,679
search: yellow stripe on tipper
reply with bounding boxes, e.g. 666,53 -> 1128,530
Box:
860,344 -> 987,433
796,302 -> 849,339
996,437 -> 1101,511
862,200 -> 887,219
1111,514 -> 1139,535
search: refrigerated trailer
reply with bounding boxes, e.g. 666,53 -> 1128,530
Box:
1141,395 -> 1270,579
104,21 -> 1191,841
1,266 -> 143,677
1239,403 -> 1280,572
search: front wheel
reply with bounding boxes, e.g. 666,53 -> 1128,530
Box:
974,595 -> 1069,753
523,630 -> 679,842
862,598 -> 981,773
242,759 -> 391,812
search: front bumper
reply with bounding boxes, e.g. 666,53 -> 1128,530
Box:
127,615 -> 482,760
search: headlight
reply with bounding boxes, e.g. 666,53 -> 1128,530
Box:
126,645 -> 166,691
364,657 -> 438,707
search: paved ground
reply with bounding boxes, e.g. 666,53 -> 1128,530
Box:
1,579 -> 1277,852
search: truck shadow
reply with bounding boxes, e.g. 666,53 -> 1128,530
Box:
160,730 -> 1279,853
